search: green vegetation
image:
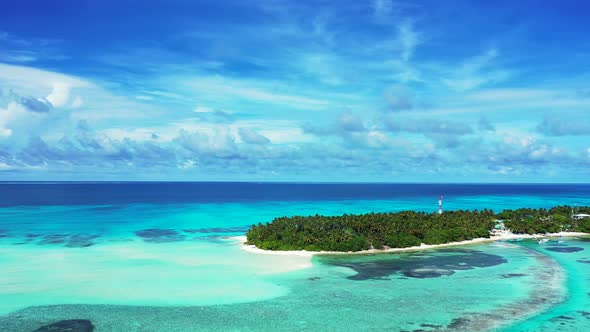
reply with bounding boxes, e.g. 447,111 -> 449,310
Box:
246,205 -> 590,252
500,205 -> 590,234
246,209 -> 494,251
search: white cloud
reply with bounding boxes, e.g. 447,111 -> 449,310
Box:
238,128 -> 271,144
373,0 -> 393,18
503,134 -> 535,148
194,106 -> 214,113
0,101 -> 62,139
399,21 -> 420,62
46,82 -> 71,107
441,48 -> 511,91
529,144 -> 549,159
0,63 -> 154,122
184,76 -> 330,109
0,63 -> 90,93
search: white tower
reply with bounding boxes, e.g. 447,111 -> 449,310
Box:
438,195 -> 443,214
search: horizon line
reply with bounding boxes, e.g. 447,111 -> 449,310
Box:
1,181 -> 590,185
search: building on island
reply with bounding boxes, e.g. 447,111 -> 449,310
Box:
573,214 -> 590,221
491,219 -> 507,236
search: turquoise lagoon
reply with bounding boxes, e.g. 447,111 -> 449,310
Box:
0,183 -> 590,331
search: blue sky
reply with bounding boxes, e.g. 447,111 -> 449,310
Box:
0,0 -> 589,182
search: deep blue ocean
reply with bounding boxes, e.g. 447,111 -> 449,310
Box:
1,182 -> 589,206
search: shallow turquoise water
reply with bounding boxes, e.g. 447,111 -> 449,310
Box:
1,189 -> 590,331
501,238 -> 590,331
0,241 -> 569,331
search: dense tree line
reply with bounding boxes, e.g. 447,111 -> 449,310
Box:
246,205 -> 590,252
246,209 -> 495,251
500,205 -> 590,234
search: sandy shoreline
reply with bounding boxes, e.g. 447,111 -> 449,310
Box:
233,232 -> 589,257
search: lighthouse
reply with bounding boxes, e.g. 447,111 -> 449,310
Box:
438,195 -> 443,215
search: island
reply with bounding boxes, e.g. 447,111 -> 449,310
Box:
245,205 -> 590,252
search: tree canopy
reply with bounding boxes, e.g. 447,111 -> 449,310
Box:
246,205 -> 590,252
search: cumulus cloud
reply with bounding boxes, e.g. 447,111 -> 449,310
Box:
13,120 -> 178,169
46,82 -> 71,107
383,117 -> 473,135
16,95 -> 52,113
537,116 -> 590,136
175,129 -> 238,157
381,116 -> 474,148
238,128 -> 270,145
0,99 -> 68,139
0,115 -> 587,182
302,110 -> 366,137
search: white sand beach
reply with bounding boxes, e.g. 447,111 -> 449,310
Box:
235,232 -> 589,257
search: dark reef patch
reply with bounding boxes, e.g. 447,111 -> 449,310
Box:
447,317 -> 471,329
308,277 -> 321,281
33,319 -> 94,332
576,258 -> 590,264
36,234 -> 100,247
578,311 -> 590,319
135,229 -> 185,242
545,246 -> 584,253
549,315 -> 574,322
501,273 -> 527,278
403,268 -> 455,278
420,323 -> 442,328
37,234 -> 69,245
321,249 -> 507,280
65,234 -> 100,248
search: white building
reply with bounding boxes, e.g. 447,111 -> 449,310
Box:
573,214 -> 590,221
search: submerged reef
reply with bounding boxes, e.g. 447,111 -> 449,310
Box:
545,246 -> 584,253
322,249 -> 507,280
135,229 -> 186,242
37,234 -> 100,248
33,319 -> 94,332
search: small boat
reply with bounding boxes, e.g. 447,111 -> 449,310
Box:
538,238 -> 549,244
